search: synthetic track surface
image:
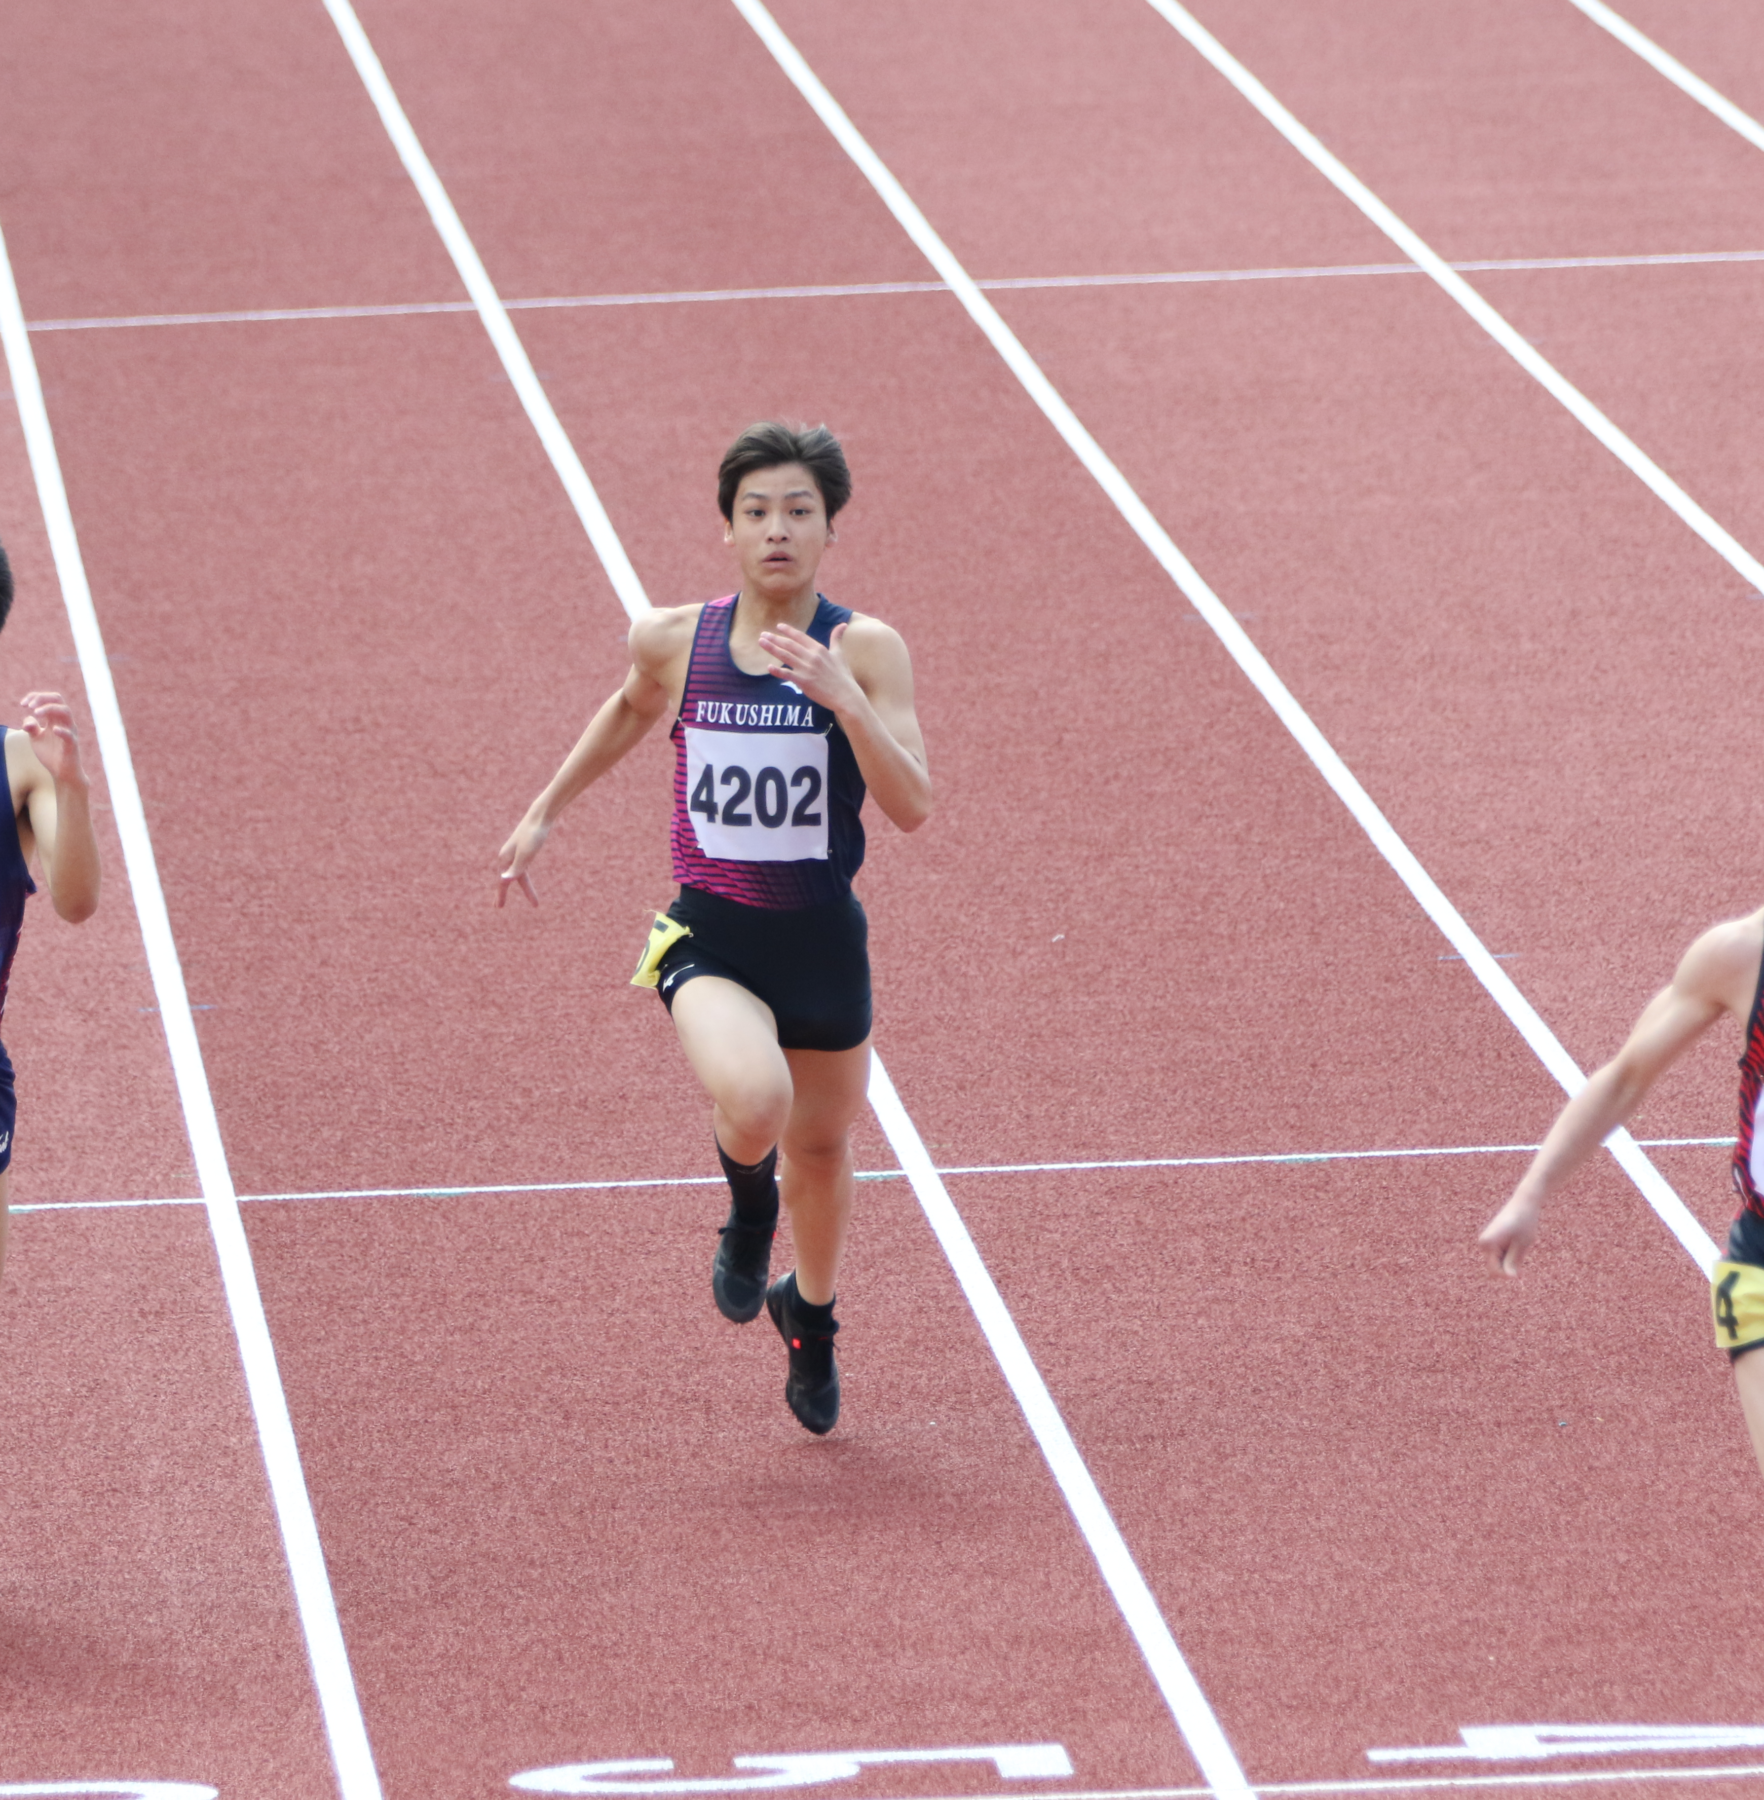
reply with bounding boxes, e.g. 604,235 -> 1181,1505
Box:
3,0 -> 1764,1794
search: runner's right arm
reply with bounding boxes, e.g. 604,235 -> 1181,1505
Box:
495,609 -> 692,906
1478,916 -> 1761,1273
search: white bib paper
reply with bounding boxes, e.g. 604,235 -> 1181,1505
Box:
684,727 -> 830,862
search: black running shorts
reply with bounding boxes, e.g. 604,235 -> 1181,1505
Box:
653,884 -> 871,1053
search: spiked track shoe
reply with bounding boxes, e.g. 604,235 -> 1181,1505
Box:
712,1209 -> 776,1323
766,1274 -> 839,1435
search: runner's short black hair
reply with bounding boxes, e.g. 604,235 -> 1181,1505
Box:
0,538 -> 12,634
717,422 -> 851,523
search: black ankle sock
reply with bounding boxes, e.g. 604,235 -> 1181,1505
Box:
787,1272 -> 836,1333
716,1140 -> 779,1229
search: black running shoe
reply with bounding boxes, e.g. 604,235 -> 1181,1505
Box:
766,1274 -> 840,1435
712,1207 -> 775,1323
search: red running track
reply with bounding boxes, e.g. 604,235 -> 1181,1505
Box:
4,0 -> 1764,1793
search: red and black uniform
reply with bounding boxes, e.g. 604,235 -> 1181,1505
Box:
650,594 -> 872,1052
1714,945 -> 1764,1355
1733,954 -> 1764,1229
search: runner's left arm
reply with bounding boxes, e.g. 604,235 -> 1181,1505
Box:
1478,917 -> 1755,1273
17,692 -> 100,923
759,618 -> 930,832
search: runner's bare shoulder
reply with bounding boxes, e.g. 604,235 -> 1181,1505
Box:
629,602 -> 704,681
1679,909 -> 1764,1021
837,611 -> 911,675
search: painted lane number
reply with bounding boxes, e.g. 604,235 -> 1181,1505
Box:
511,1744 -> 1074,1795
1368,1723 -> 1764,1763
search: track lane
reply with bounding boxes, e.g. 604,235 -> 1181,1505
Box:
0,1208 -> 338,1788
0,227 -> 343,1793
0,0 -> 458,322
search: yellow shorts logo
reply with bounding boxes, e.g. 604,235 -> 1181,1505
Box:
631,914 -> 692,989
1711,1260 -> 1764,1352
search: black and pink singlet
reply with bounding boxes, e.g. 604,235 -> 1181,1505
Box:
668,594 -> 867,910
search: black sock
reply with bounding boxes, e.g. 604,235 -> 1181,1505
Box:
716,1139 -> 779,1230
787,1272 -> 836,1332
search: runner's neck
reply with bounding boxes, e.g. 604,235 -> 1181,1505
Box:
730,586 -> 820,641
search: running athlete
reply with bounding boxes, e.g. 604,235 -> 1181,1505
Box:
0,539 -> 103,1296
1479,906 -> 1764,1479
495,423 -> 930,1434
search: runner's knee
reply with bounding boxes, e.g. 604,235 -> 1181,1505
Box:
716,1079 -> 791,1151
781,1118 -> 851,1170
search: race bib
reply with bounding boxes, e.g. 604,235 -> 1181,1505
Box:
684,727 -> 829,863
1712,1259 -> 1764,1352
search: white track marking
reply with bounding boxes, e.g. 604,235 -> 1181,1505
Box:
761,1768 -> 1764,1800
866,1059 -> 1252,1797
2,1133 -> 1736,1215
1566,0 -> 1764,155
1372,1724 -> 1764,1764
1134,0 -> 1764,597
323,8 -> 1255,1786
512,1745 -> 1074,1795
0,222 -> 384,1800
316,0 -> 647,621
23,247 -> 1764,335
0,1789 -> 218,1800
730,0 -> 1721,1280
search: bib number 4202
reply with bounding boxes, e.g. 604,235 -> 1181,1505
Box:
682,727 -> 831,863
690,763 -> 821,830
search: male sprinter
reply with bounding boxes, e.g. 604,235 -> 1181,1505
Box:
1480,906 -> 1764,1478
0,539 -> 103,1294
495,423 -> 930,1433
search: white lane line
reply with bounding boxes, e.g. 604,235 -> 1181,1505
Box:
1135,0 -> 1764,598
316,0 -> 647,622
1566,0 -> 1764,155
727,0 -> 1720,1287
866,1060 -> 1253,1798
4,1135 -> 1739,1216
23,248 -> 1764,334
0,226 -> 383,1799
322,8 -> 1256,1788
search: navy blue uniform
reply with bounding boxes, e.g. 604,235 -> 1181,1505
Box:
0,732 -> 38,1170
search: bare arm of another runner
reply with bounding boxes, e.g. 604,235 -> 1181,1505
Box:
1479,914 -> 1761,1273
494,609 -> 693,907
15,692 -> 100,923
758,617 -> 930,832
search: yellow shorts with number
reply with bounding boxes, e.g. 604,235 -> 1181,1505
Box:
1712,1259 -> 1764,1357
630,914 -> 692,988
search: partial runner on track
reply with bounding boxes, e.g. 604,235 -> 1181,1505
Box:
0,539 -> 102,1300
1482,905 -> 1764,1478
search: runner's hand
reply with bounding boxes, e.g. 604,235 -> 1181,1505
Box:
19,692 -> 88,788
1478,1192 -> 1539,1275
758,621 -> 863,715
495,815 -> 546,908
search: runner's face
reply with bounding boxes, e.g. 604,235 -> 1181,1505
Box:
725,463 -> 832,599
